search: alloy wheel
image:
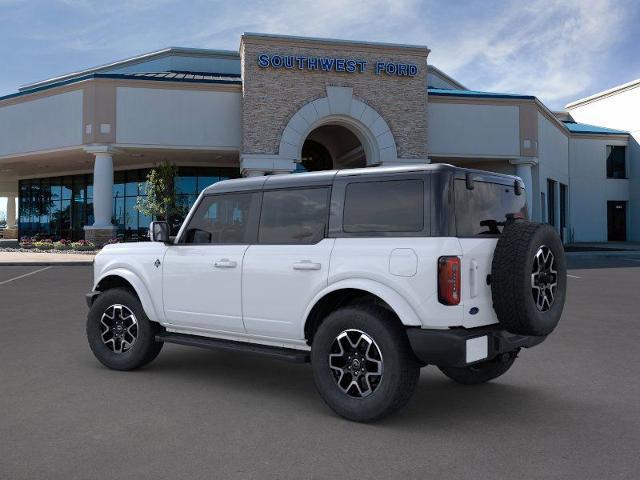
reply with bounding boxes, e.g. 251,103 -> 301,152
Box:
328,329 -> 383,398
99,304 -> 138,353
531,245 -> 558,312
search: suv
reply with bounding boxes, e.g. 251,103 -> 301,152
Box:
86,164 -> 566,422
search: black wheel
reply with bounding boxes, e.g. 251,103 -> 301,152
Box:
87,288 -> 163,371
438,353 -> 517,385
491,220 -> 567,335
311,305 -> 420,422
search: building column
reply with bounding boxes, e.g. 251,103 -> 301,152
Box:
83,145 -> 118,245
6,195 -> 16,228
510,158 -> 538,220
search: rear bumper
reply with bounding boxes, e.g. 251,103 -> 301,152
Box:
406,325 -> 546,368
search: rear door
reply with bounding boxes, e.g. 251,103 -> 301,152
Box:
242,187 -> 333,340
455,179 -> 527,327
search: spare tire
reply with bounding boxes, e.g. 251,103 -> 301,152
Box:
491,220 -> 566,336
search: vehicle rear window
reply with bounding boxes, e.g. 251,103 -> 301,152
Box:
259,188 -> 330,244
454,180 -> 527,236
343,179 -> 424,233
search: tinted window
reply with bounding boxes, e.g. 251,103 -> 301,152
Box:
259,188 -> 329,244
606,145 -> 626,179
182,193 -> 258,244
455,180 -> 527,236
343,180 -> 424,233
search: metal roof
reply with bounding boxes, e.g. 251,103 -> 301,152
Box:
0,71 -> 241,103
19,47 -> 240,92
562,121 -> 628,135
428,87 -> 535,100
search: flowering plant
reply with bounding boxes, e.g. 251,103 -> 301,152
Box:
71,240 -> 96,251
54,239 -> 73,250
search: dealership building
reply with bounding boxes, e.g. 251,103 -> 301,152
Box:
0,33 -> 637,244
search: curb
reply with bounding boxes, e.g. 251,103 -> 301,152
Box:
566,250 -> 640,257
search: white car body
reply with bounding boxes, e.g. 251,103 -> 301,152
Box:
93,166 -> 504,353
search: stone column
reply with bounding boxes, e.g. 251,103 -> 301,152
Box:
510,158 -> 538,220
83,145 -> 118,246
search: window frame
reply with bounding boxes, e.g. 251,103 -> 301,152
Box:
175,191 -> 261,246
257,186 -> 331,245
329,173 -> 431,238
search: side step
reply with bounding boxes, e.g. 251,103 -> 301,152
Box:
156,332 -> 310,364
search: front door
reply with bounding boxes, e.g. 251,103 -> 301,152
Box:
607,201 -> 627,241
242,187 -> 332,340
162,192 -> 260,333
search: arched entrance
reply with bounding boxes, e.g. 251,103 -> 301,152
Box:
277,86 -> 398,174
300,124 -> 366,171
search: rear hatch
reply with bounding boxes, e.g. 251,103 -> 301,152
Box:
454,172 -> 527,328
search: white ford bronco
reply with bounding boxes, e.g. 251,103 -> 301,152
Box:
86,164 -> 566,422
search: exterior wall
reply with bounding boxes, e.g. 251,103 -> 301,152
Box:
568,137 -> 629,242
115,87 -> 242,148
0,90 -> 83,156
567,85 -> 639,241
536,112 -> 569,235
240,35 -> 429,160
427,102 -> 520,157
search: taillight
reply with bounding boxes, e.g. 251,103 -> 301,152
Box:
438,256 -> 461,305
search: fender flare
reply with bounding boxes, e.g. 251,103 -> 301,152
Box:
301,278 -> 422,338
94,268 -> 160,322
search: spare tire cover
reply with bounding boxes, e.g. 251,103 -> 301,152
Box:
491,221 -> 567,336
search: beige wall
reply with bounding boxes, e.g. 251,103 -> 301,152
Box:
116,86 -> 242,148
0,90 -> 83,157
240,35 -> 429,160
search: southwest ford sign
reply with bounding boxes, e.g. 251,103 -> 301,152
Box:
257,54 -> 418,77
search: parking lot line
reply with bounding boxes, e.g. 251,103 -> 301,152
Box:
567,274 -> 581,278
0,266 -> 52,286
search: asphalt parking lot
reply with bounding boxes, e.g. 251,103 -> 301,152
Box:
1,255 -> 639,479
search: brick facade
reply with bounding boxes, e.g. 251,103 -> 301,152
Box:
240,35 -> 429,161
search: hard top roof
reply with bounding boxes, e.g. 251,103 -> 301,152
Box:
202,164 -> 522,194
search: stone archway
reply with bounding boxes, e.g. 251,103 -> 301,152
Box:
278,86 -> 398,169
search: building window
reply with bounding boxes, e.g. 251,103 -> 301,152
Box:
606,145 -> 626,179
18,166 -> 239,241
547,179 -> 556,227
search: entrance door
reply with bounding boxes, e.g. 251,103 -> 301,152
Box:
162,192 -> 260,333
242,187 -> 333,340
607,201 -> 627,241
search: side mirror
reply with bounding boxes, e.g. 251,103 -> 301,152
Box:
150,221 -> 170,243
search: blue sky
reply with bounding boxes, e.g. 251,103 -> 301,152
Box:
1,0 -> 639,108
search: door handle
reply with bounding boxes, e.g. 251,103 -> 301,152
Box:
214,259 -> 237,269
293,260 -> 321,271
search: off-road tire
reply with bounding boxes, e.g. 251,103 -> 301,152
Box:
491,221 -> 567,336
87,288 -> 163,371
311,305 -> 420,422
439,353 -> 517,385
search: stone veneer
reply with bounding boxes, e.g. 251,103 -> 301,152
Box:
240,34 -> 429,162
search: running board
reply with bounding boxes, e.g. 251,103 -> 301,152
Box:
156,332 -> 310,363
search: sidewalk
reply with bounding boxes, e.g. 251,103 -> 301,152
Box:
565,242 -> 640,252
0,251 -> 95,266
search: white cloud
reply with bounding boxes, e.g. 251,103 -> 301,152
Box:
426,0 -> 628,107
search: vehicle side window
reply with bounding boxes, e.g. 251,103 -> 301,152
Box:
181,192 -> 258,244
454,180 -> 527,236
259,188 -> 330,244
343,179 -> 424,233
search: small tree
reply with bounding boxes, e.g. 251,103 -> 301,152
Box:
136,161 -> 181,222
